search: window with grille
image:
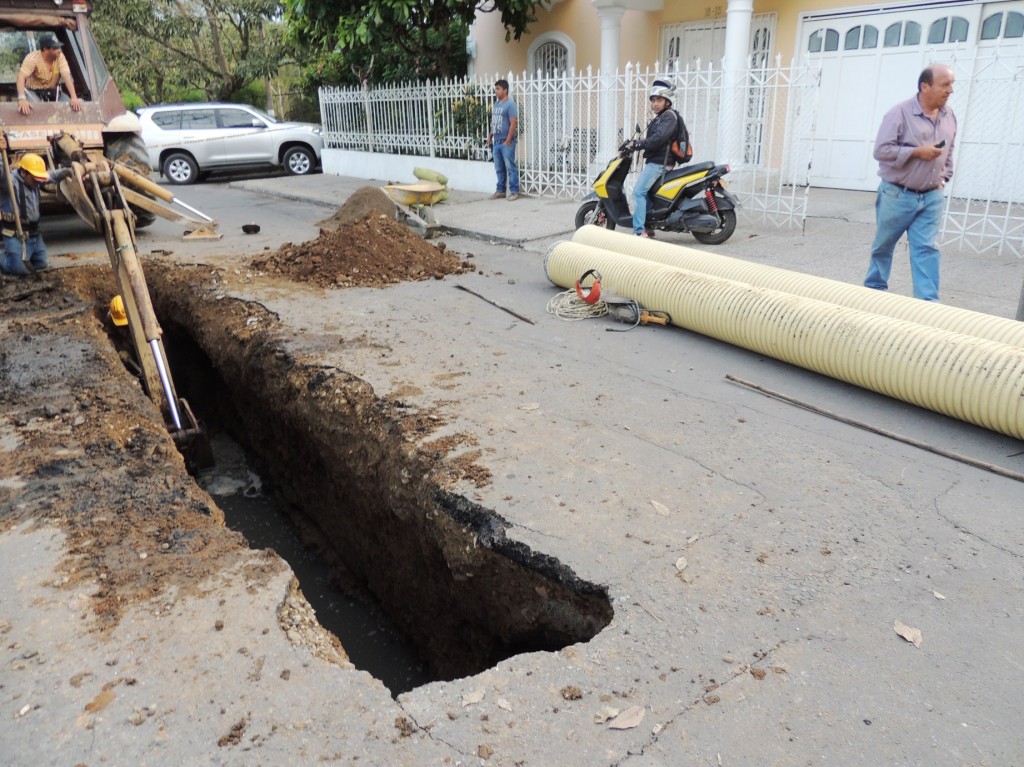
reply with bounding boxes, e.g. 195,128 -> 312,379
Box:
532,41 -> 568,74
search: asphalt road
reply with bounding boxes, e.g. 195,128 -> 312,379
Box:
18,173 -> 1024,766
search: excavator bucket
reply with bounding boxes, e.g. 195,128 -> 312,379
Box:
172,399 -> 215,473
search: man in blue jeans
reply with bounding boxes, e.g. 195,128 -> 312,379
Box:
488,79 -> 520,201
631,80 -> 679,238
865,64 -> 957,302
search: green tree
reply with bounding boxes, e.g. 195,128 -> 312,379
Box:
284,0 -> 543,86
92,0 -> 293,104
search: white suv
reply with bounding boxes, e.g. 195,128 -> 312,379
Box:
137,102 -> 324,184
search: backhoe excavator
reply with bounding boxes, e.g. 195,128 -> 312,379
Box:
2,0 -> 216,469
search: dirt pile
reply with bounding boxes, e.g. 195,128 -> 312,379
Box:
317,186 -> 398,231
250,212 -> 473,289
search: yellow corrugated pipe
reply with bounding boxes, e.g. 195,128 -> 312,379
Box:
544,241 -> 1024,440
572,225 -> 1024,349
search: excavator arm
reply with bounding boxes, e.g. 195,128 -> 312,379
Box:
2,130 -> 215,470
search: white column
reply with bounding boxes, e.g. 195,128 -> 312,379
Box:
595,4 -> 626,163
719,0 -> 753,165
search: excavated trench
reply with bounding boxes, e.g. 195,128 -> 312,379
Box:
139,264 -> 614,686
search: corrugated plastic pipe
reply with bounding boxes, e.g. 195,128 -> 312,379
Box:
544,241 -> 1024,440
572,226 -> 1024,349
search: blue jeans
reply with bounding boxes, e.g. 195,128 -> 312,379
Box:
865,181 -> 945,301
632,162 -> 664,234
2,233 -> 46,276
493,140 -> 519,194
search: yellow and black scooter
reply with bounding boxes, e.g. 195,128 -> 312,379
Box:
574,129 -> 738,245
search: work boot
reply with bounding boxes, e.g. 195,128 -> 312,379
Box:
507,193 -> 519,201
489,191 -> 505,199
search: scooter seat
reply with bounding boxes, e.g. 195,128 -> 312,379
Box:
663,161 -> 715,181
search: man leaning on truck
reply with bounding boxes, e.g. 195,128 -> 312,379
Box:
16,32 -> 82,115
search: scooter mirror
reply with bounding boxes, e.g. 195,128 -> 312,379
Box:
635,123 -> 641,134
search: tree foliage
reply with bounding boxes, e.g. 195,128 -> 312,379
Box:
92,0 -> 292,104
284,0 -> 543,86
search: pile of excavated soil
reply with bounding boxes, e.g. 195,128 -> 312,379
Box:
317,186 -> 399,231
250,213 -> 473,289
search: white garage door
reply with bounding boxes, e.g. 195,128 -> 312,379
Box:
800,0 -> 1024,191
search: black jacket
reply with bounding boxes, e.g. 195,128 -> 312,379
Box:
638,109 -> 679,165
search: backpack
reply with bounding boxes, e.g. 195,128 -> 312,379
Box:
669,109 -> 692,164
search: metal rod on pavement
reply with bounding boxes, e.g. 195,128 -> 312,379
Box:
454,284 -> 535,325
725,374 -> 1024,484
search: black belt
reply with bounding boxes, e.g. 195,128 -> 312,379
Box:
890,181 -> 936,194
29,87 -> 58,102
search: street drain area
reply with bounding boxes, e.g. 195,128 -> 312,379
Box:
142,266 -> 614,686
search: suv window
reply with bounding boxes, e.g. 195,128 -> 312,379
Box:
180,109 -> 217,130
218,108 -> 261,129
151,111 -> 181,129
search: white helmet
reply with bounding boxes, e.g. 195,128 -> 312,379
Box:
649,79 -> 675,104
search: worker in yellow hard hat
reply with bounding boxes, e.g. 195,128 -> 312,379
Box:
108,295 -> 129,327
1,152 -> 72,276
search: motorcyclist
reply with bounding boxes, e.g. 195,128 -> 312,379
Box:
630,79 -> 680,238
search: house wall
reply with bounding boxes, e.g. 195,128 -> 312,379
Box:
469,0 -> 884,76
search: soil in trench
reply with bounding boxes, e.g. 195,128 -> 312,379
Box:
1,189 -> 611,681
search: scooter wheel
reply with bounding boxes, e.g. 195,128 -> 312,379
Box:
692,208 -> 736,245
574,200 -> 615,231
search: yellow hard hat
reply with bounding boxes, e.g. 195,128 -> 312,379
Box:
109,295 -> 128,326
16,153 -> 49,182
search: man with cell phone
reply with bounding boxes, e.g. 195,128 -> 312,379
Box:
864,64 -> 957,302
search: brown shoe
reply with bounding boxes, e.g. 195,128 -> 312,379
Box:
489,191 -> 505,199
507,193 -> 520,201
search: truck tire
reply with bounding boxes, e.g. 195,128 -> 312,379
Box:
106,135 -> 151,175
283,146 -> 316,176
106,134 -> 157,228
163,152 -> 199,185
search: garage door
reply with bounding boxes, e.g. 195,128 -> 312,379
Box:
800,0 -> 1024,191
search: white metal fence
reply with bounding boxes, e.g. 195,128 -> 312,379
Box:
320,61 -> 820,228
319,60 -> 1023,255
939,51 -> 1024,257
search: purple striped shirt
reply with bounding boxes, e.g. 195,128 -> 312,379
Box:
874,94 -> 956,192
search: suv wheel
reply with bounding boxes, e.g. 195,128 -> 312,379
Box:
163,152 -> 199,185
283,146 -> 315,176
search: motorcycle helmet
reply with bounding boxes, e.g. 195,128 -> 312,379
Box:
649,79 -> 675,105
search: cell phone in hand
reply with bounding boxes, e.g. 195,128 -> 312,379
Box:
935,139 -> 946,148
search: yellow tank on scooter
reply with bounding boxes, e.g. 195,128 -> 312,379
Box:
655,169 -> 710,200
593,156 -> 626,198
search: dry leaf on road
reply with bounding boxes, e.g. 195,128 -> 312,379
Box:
650,500 -> 670,517
608,705 -> 646,730
593,706 -> 619,724
894,620 -> 923,648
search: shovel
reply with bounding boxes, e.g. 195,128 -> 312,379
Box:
1,143 -> 38,279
